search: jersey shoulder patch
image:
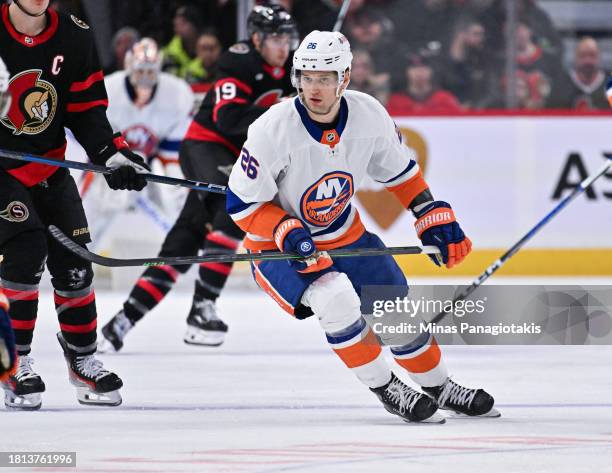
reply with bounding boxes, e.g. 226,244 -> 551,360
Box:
70,14 -> 89,29
229,43 -> 250,54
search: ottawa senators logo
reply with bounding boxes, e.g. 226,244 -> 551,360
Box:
0,201 -> 29,223
0,70 -> 57,135
254,89 -> 283,108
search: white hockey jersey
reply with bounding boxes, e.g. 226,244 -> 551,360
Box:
104,71 -> 194,162
227,90 -> 429,251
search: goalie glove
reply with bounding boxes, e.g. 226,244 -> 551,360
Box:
414,201 -> 472,269
96,133 -> 151,191
273,217 -> 333,274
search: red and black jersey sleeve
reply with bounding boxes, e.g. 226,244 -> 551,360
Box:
63,25 -> 114,164
208,46 -> 267,136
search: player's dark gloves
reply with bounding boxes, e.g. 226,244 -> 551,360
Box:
273,217 -> 333,274
0,294 -> 17,382
414,201 -> 472,269
97,133 -> 150,191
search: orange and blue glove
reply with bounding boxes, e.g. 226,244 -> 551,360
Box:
414,201 -> 472,269
0,293 -> 17,382
273,217 -> 333,274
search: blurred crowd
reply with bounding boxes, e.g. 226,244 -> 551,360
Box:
50,0 -> 611,113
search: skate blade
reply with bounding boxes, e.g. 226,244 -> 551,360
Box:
97,337 -> 119,354
443,407 -> 501,419
75,387 -> 122,407
183,326 -> 225,347
410,411 -> 446,424
4,391 -> 42,410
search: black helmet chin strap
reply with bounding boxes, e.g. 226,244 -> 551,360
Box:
13,0 -> 47,18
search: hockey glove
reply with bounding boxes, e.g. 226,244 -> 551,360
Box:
414,201 -> 472,269
273,217 -> 333,274
97,133 -> 151,191
0,298 -> 17,382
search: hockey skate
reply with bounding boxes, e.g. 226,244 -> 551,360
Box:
423,377 -> 500,418
184,299 -> 228,346
57,333 -> 123,406
371,373 -> 444,424
99,309 -> 133,353
2,355 -> 45,410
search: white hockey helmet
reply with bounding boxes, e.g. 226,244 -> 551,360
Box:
0,56 -> 11,117
291,30 -> 353,93
124,38 -> 163,88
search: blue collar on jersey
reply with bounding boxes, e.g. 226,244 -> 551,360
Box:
294,96 -> 349,147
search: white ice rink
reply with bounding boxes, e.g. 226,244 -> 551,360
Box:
2,280 -> 612,473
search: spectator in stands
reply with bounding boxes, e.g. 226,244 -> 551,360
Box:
382,0 -> 460,53
184,29 -> 222,89
162,5 -> 203,79
345,7 -> 409,91
489,22 -> 573,109
386,51 -> 463,115
439,16 -> 498,108
568,37 -> 609,110
348,49 -> 390,105
104,27 -> 140,75
279,0 -> 365,37
476,0 -> 563,56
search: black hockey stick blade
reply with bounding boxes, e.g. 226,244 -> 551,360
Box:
48,225 -> 439,267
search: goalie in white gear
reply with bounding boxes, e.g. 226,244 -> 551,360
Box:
0,56 -> 12,117
227,31 -> 499,423
81,38 -> 194,238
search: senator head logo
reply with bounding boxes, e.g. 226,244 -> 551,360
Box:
0,70 -> 57,135
301,171 -> 353,227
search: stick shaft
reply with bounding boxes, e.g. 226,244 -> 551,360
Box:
48,225 -> 438,267
333,0 -> 352,32
430,157 -> 612,324
0,148 -> 227,194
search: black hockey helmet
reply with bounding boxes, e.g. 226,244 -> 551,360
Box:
247,5 -> 299,49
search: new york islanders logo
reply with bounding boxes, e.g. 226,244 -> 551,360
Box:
0,70 -> 57,135
122,124 -> 159,157
301,171 -> 353,227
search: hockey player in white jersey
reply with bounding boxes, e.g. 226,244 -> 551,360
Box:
227,31 -> 499,423
83,38 -> 194,227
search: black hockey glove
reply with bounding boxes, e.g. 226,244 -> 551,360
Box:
97,133 -> 150,191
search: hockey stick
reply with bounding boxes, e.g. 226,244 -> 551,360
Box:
48,224 -> 439,267
333,0 -> 352,32
429,153 -> 612,325
0,148 -> 227,194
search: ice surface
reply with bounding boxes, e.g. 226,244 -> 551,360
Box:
2,279 -> 612,473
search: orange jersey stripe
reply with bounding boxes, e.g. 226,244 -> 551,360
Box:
242,210 -> 366,252
234,202 -> 287,239
387,170 -> 429,208
333,330 -> 382,368
394,338 -> 442,374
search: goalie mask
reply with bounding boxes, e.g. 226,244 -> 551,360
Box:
125,38 -> 162,89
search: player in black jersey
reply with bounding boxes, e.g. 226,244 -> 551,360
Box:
101,5 -> 299,351
0,0 -> 150,409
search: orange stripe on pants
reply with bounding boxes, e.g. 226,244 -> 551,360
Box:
394,338 -> 442,374
333,330 -> 382,369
